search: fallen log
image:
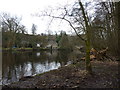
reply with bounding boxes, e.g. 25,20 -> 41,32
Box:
81,55 -> 96,61
81,47 -> 110,61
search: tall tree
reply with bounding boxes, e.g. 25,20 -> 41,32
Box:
31,24 -> 37,35
38,0 -> 93,73
78,0 -> 92,73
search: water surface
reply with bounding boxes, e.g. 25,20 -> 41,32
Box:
2,50 -> 82,85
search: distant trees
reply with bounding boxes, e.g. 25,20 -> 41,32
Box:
90,2 -> 119,56
31,24 -> 37,35
0,13 -> 28,49
59,32 -> 73,50
0,13 -> 46,49
55,33 -> 60,47
0,12 -> 47,49
55,31 -> 83,50
55,31 -> 62,47
1,13 -> 25,33
2,32 -> 48,49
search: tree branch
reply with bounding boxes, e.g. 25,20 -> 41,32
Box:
45,14 -> 86,42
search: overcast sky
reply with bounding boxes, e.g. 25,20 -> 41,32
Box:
0,0 -> 114,34
0,0 -> 76,34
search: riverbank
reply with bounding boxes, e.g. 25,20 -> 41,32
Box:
2,60 -> 119,89
2,48 -> 51,51
2,48 -> 73,51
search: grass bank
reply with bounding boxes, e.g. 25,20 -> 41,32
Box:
2,48 -> 51,51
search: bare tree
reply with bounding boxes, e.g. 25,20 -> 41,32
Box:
91,1 -> 119,57
0,13 -> 23,33
0,13 -> 27,49
37,0 -> 93,74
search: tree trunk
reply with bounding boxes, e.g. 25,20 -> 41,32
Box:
78,0 -> 92,74
85,33 -> 92,74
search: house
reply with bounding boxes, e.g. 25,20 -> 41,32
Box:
46,35 -> 57,49
37,44 -> 40,47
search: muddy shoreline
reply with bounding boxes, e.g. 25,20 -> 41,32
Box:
2,61 -> 119,89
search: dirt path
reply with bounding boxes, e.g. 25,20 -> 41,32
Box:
2,61 -> 119,89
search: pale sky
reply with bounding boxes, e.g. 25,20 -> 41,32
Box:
0,0 -> 110,35
0,0 -> 75,34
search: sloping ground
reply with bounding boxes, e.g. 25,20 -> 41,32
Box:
2,61 -> 119,89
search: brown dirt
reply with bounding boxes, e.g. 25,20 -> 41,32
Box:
2,61 -> 119,89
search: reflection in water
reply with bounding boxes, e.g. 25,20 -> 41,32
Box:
0,51 -> 2,85
36,52 -> 40,57
0,71 -> 2,85
35,62 -> 60,74
2,50 -> 82,85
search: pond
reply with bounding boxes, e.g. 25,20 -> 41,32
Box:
2,50 -> 82,85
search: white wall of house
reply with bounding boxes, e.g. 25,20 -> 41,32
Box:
37,44 -> 40,47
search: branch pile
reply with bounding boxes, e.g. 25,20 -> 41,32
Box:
81,47 -> 111,61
